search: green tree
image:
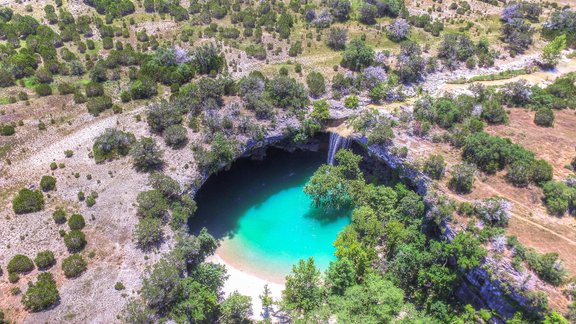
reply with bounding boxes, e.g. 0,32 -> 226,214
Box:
62,254 -> 87,278
424,154 -> 446,180
130,137 -> 164,171
306,71 -> 326,98
282,257 -> 324,314
22,272 -> 59,312
219,291 -> 253,323
541,34 -> 566,67
325,257 -> 356,295
134,217 -> 164,250
137,190 -> 169,219
8,254 -> 34,274
39,175 -> 56,191
34,250 -> 56,270
12,188 -> 44,214
340,39 -> 374,71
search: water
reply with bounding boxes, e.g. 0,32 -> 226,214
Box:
327,132 -> 351,165
189,145 -> 350,281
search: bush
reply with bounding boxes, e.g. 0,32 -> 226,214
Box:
149,173 -> 181,200
327,27 -> 347,50
163,124 -> 188,148
86,96 -> 113,116
133,217 -> 164,250
85,82 -> 104,98
449,163 -> 476,194
22,272 -> 59,312
68,213 -> 86,230
58,82 -> 76,95
340,39 -> 374,71
0,124 -> 15,136
12,188 -> 44,214
35,84 -> 52,96
424,154 -> 446,180
137,190 -> 169,219
34,250 -> 56,270
306,72 -> 326,98
506,160 -> 532,187
52,208 -> 67,224
64,230 -> 87,253
8,254 -> 34,274
266,75 -> 309,110
474,197 -> 512,226
146,100 -> 183,133
344,95 -> 359,109
62,254 -> 87,278
543,181 -> 573,216
93,128 -> 136,163
131,78 -> 158,100
39,175 -> 56,191
534,108 -> 554,127
130,137 -> 164,171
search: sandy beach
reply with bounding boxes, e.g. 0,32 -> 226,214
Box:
207,252 -> 285,321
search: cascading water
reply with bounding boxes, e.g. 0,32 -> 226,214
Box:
327,132 -> 350,165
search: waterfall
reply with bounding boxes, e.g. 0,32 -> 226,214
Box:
327,132 -> 351,165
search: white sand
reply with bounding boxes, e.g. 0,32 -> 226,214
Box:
207,254 -> 285,321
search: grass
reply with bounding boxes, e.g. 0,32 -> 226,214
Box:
447,68 -> 527,84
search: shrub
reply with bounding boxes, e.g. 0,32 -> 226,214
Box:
368,122 -> 394,146
115,282 -> 125,290
531,159 -> 553,185
62,254 -> 87,278
506,160 -> 532,187
130,137 -> 164,171
93,128 -> 136,163
327,27 -> 347,50
149,173 -> 181,200
64,230 -> 87,253
534,108 -> 554,127
86,96 -> 113,116
266,75 -> 309,110
146,101 -> 183,133
68,213 -> 86,230
475,197 -> 512,226
35,84 -> 52,96
542,181 -> 573,216
163,124 -> 188,149
137,190 -> 169,219
0,124 -> 15,136
22,272 -> 59,312
58,82 -> 76,95
133,217 -> 164,250
449,163 -> 476,194
131,78 -> 158,100
8,254 -> 34,274
12,188 -> 44,214
525,251 -> 567,286
306,72 -> 326,98
52,208 -> 67,224
341,39 -> 374,71
85,82 -> 104,98
344,95 -> 359,109
39,175 -> 56,191
34,250 -> 56,270
387,18 -> 410,42
424,154 -> 446,180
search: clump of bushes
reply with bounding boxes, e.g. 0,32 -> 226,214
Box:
39,175 -> 56,191
22,272 -> 59,311
34,250 -> 56,270
12,188 -> 44,214
62,254 -> 87,278
542,181 -> 575,216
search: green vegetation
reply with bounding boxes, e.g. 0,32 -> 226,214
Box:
92,128 -> 136,163
12,188 -> 44,214
68,213 -> 86,230
64,230 -> 87,253
39,175 -> 56,191
62,254 -> 88,278
34,250 -> 56,270
52,208 -> 67,224
22,272 -> 59,312
8,254 -> 34,274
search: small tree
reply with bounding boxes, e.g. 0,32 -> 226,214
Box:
62,254 -> 87,278
541,34 -> 566,67
449,163 -> 476,194
327,27 -> 347,50
8,255 -> 35,274
137,190 -> 169,219
341,39 -> 374,71
474,197 -> 512,226
130,78 -> 158,100
34,250 -> 56,270
130,137 -> 164,172
149,173 -> 181,200
22,272 -> 59,312
52,208 -> 67,224
12,188 -> 44,214
220,291 -> 253,323
39,175 -> 56,191
64,230 -> 87,253
163,124 -> 188,148
534,108 -> 554,127
93,128 -> 136,163
68,213 -> 86,230
134,217 -> 164,250
424,154 -> 446,180
282,257 -> 324,314
306,72 -> 326,98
